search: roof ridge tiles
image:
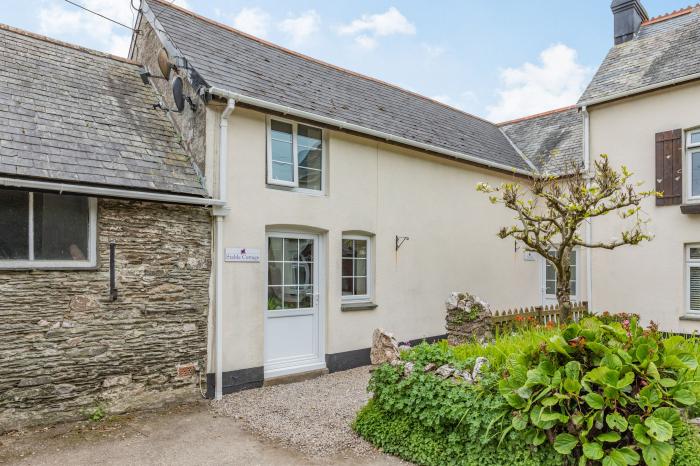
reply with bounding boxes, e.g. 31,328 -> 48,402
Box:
497,105 -> 577,126
641,4 -> 697,26
146,0 -> 497,126
0,23 -> 140,66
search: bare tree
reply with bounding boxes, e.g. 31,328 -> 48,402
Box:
477,155 -> 659,322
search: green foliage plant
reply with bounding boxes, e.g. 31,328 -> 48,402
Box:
498,317 -> 700,466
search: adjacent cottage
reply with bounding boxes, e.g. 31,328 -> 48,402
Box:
0,25 -> 218,431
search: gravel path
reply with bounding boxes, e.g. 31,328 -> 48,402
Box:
212,366 -> 387,459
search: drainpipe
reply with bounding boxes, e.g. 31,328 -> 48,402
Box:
582,106 -> 593,313
214,98 -> 236,401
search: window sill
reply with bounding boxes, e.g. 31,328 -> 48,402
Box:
341,302 -> 378,312
680,314 -> 700,321
266,183 -> 325,197
0,264 -> 99,271
680,204 -> 700,214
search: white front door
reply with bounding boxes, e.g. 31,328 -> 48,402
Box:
264,232 -> 325,378
542,249 -> 578,307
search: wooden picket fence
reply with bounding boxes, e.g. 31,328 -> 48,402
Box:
491,302 -> 588,334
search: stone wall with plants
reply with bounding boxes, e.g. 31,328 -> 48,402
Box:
0,199 -> 211,432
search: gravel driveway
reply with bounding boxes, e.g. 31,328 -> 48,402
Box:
213,366 -> 390,459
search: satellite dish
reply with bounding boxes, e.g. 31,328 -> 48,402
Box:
172,76 -> 185,112
157,48 -> 172,78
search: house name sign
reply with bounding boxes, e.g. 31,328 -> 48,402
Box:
225,248 -> 260,262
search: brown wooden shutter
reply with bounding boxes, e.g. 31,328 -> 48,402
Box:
655,129 -> 682,206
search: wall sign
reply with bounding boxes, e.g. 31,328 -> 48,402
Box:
225,247 -> 260,262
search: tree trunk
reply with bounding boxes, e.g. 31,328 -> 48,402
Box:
556,266 -> 572,323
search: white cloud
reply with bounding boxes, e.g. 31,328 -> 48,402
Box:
354,35 -> 377,50
229,7 -> 270,38
338,7 -> 414,49
38,0 -> 189,57
486,43 -> 591,122
278,10 -> 321,46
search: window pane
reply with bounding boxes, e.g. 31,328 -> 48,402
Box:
283,285 -> 298,309
342,258 -> 353,276
298,167 -> 321,191
570,279 -> 577,296
545,262 -> 555,281
297,263 -> 313,286
692,152 -> 700,197
342,277 -> 353,295
355,258 -> 367,276
546,280 -> 556,295
299,285 -> 313,308
354,240 -> 367,258
271,162 -> 294,182
690,266 -> 700,312
342,239 -> 354,258
284,238 -> 298,261
354,277 -> 367,295
271,139 -> 293,163
690,247 -> 700,260
297,124 -> 322,149
34,193 -> 89,261
268,237 -> 283,261
0,189 -> 29,260
299,239 -> 313,262
690,132 -> 700,145
268,286 -> 283,310
284,262 -> 298,285
298,149 -> 322,169
268,262 -> 283,286
271,120 -> 292,142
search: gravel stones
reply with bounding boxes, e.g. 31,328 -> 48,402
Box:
212,367 -> 381,458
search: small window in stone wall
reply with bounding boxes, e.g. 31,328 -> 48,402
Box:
0,189 -> 97,268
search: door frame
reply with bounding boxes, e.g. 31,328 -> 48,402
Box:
540,248 -> 579,307
263,230 -> 326,379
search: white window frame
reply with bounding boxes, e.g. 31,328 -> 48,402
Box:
542,248 -> 579,302
266,115 -> 325,194
686,129 -> 700,202
686,244 -> 700,315
0,192 -> 97,269
341,234 -> 373,303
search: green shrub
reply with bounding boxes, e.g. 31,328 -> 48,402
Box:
498,317 -> 700,466
403,327 -> 560,371
354,363 -> 564,466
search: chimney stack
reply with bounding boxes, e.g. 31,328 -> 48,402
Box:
611,0 -> 649,44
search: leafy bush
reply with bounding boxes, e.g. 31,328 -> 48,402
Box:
354,363 -> 564,466
498,317 -> 700,466
596,311 -> 641,326
403,328 -> 560,371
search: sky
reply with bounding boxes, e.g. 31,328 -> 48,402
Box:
0,0 -> 693,122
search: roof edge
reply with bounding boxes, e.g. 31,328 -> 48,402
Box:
642,5 -> 695,26
0,23 -> 139,66
578,71 -> 700,108
144,0 -> 497,127
208,86 -> 535,177
497,105 -> 577,126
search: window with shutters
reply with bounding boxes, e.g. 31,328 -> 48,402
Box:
687,245 -> 700,315
687,129 -> 700,202
655,129 -> 682,206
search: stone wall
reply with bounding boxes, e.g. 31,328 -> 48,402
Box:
0,199 -> 211,432
445,292 -> 493,345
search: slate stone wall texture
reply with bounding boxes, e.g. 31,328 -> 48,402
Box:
0,199 -> 211,432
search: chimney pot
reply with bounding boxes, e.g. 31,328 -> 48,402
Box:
611,0 -> 649,44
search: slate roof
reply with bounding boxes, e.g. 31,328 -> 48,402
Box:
0,24 -> 207,196
499,107 -> 583,175
145,0 -> 532,172
579,6 -> 700,106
